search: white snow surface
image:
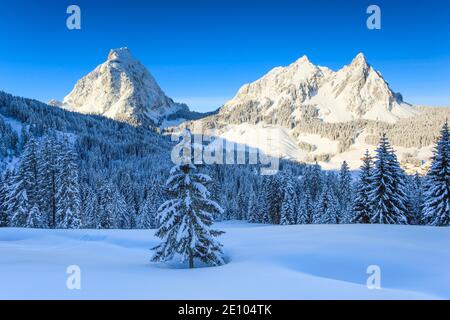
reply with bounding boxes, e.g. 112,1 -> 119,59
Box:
1,221 -> 449,299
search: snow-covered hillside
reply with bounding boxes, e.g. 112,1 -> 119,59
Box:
1,222 -> 449,299
59,48 -> 189,125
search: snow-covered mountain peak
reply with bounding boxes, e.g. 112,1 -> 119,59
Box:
219,53 -> 418,123
292,55 -> 312,66
107,47 -> 134,62
61,48 -> 188,126
350,52 -> 368,66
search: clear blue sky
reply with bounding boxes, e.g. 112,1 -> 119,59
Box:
0,0 -> 449,112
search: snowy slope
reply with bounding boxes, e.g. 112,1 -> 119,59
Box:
215,123 -> 307,161
1,222 -> 449,299
209,124 -> 433,170
220,53 -> 418,124
61,48 -> 188,125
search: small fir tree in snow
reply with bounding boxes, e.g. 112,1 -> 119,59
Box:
152,163 -> 225,268
368,134 -> 408,224
26,205 -> 45,228
315,185 -> 340,224
422,122 -> 450,226
352,150 -> 373,224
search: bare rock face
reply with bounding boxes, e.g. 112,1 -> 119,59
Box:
220,53 -> 417,124
62,47 -> 187,125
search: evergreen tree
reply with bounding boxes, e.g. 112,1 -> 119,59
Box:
9,185 -> 29,227
406,173 -> 424,225
119,172 -> 137,228
7,139 -> 41,227
352,150 -> 373,224
0,171 -> 12,227
315,185 -> 340,224
98,181 -> 118,229
26,205 -> 45,228
152,163 -> 225,268
422,122 -> 450,226
247,191 -> 260,223
136,181 -> 163,229
37,134 -> 59,228
368,134 -> 408,224
280,174 -> 297,225
82,185 -> 98,228
296,193 -> 313,224
56,141 -> 82,229
262,175 -> 283,224
338,161 -> 353,223
21,137 -> 39,207
138,196 -> 158,229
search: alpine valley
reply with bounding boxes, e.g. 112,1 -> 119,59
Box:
1,48 -> 450,299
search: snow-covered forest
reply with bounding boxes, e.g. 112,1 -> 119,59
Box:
1,90 -> 449,230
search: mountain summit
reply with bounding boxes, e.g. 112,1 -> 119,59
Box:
220,53 -> 417,124
61,47 -> 188,126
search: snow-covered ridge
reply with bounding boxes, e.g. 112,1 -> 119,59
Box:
220,53 -> 418,124
60,47 -> 188,125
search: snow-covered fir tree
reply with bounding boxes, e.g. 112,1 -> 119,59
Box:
7,138 -> 41,227
338,161 -> 353,223
262,175 -> 283,224
296,193 -> 313,224
55,140 -> 82,229
315,184 -> 340,224
0,171 -> 12,227
368,134 -> 408,224
280,173 -> 297,225
81,184 -> 98,228
8,183 -> 29,227
38,134 -> 59,228
137,182 -> 162,229
97,181 -> 119,229
304,162 -> 323,201
352,150 -> 373,224
247,191 -> 260,223
406,173 -> 424,225
422,122 -> 450,226
152,162 -> 225,268
26,205 -> 45,228
137,197 -> 158,229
